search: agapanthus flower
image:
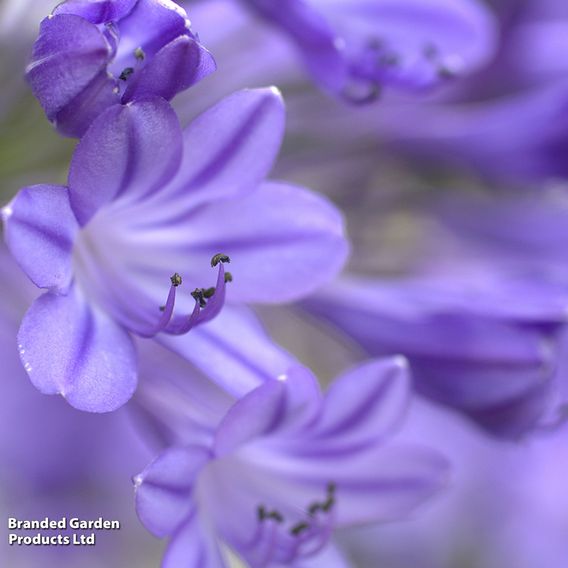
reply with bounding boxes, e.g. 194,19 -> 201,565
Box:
304,271 -> 568,440
134,349 -> 448,567
238,0 -> 497,102
1,88 -> 348,413
27,0 -> 216,137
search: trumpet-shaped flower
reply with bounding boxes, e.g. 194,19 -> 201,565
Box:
27,0 -> 216,136
135,355 -> 448,567
240,0 -> 497,102
1,88 -> 348,413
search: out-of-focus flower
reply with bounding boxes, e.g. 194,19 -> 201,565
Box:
0,243 -> 159,567
238,0 -> 497,102
27,0 -> 216,137
134,350 -> 448,567
364,0 -> 568,184
301,190 -> 568,439
1,88 -> 348,413
305,273 -> 567,439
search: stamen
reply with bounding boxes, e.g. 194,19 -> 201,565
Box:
170,273 -> 183,287
290,522 -> 310,536
202,287 -> 216,299
321,496 -> 335,512
257,506 -> 284,523
211,253 -> 231,267
308,503 -> 322,516
119,67 -> 134,81
191,288 -> 207,308
134,47 -> 145,61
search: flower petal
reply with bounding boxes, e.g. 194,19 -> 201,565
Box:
2,185 -> 78,293
53,0 -> 138,23
245,0 -> 347,93
163,512 -> 225,568
52,70 -> 120,138
331,444 -> 450,526
135,445 -> 210,538
157,306 -> 296,397
179,181 -> 349,303
156,87 -> 286,208
315,357 -> 411,446
17,286 -> 137,412
123,35 -> 216,102
293,542 -> 351,568
214,380 -> 287,456
26,14 -> 111,121
68,97 -> 183,225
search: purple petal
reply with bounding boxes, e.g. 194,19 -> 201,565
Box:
2,185 -> 78,293
246,0 -> 347,93
181,181 -> 349,303
53,0 -> 138,23
330,444 -> 450,526
17,286 -> 137,412
315,357 -> 411,446
110,0 -> 191,77
214,380 -> 287,456
68,97 -> 182,225
157,306 -> 296,397
52,70 -> 120,138
158,88 -> 286,207
135,445 -> 210,537
293,543 -> 351,568
163,512 -> 225,568
123,36 -> 216,102
26,14 -> 112,121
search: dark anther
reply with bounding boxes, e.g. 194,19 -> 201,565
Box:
290,522 -> 310,536
191,288 -> 207,308
224,272 -> 233,283
170,273 -> 183,287
211,253 -> 231,267
308,503 -> 322,516
321,496 -> 335,512
203,287 -> 216,299
327,482 -> 336,495
267,511 -> 284,523
119,67 -> 134,81
257,506 -> 284,523
134,47 -> 145,61
159,305 -> 166,312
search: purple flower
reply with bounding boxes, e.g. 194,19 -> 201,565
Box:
1,88 -> 348,413
26,0 -> 216,137
240,0 -> 497,102
134,355 -> 448,567
304,272 -> 568,440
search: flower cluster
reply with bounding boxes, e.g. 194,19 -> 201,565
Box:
2,0 -> 568,567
